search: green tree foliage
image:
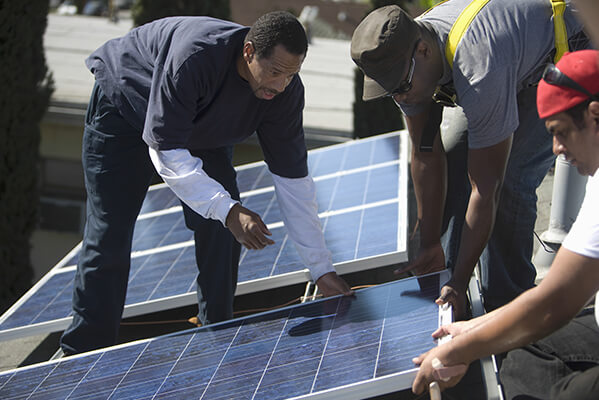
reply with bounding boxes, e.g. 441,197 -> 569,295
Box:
74,0 -> 87,15
0,0 -> 54,313
132,0 -> 231,27
352,0 -> 409,138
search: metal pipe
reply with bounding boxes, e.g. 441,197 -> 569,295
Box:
533,155 -> 587,275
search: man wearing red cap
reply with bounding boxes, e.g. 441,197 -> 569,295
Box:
409,49 -> 599,400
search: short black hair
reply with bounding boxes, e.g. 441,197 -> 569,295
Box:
245,11 -> 308,59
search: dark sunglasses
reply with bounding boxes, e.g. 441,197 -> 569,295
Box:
387,40 -> 420,97
542,64 -> 599,101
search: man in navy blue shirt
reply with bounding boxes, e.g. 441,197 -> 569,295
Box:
61,11 -> 353,355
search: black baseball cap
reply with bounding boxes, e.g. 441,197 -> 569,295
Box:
351,5 -> 420,101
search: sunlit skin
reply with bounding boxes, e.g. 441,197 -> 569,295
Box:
545,101 -> 599,176
392,38 -> 443,106
237,42 -> 305,100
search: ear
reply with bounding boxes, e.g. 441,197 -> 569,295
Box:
243,42 -> 255,63
416,39 -> 428,58
589,101 -> 599,126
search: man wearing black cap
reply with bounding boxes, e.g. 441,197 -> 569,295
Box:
410,48 -> 599,400
351,0 -> 589,316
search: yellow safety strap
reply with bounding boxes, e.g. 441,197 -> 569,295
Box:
445,0 -> 490,68
551,0 -> 569,62
434,0 -> 569,67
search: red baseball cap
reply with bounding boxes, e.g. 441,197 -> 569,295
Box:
537,49 -> 599,119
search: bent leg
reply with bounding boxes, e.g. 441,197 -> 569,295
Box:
500,312 -> 599,399
182,147 -> 241,325
480,87 -> 554,310
60,84 -> 152,354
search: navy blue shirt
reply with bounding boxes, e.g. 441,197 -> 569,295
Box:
86,16 -> 308,178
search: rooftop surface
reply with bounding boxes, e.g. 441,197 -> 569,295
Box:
44,13 -> 355,141
1,11 -> 559,399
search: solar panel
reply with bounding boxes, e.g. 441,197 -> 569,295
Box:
0,132 -> 408,341
0,271 -> 451,400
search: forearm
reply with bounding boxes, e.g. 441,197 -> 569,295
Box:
148,147 -> 238,225
272,173 -> 334,281
450,137 -> 512,290
443,248 -> 599,365
450,189 -> 496,290
443,287 -> 573,366
411,148 -> 447,246
406,106 -> 446,247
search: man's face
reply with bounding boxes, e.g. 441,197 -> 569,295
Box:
545,106 -> 599,176
242,43 -> 304,100
390,42 -> 440,106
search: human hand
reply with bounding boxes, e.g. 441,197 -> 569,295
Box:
431,320 -> 472,340
226,203 -> 275,249
435,280 -> 468,320
412,348 -> 469,395
394,242 -> 445,276
316,272 -> 354,297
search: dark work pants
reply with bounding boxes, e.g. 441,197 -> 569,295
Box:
60,83 -> 240,354
182,147 -> 241,326
500,312 -> 599,400
441,86 -> 555,311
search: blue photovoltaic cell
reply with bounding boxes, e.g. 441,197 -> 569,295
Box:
0,132 -> 406,339
0,201 -> 399,331
136,133 -> 401,215
0,272 -> 445,400
125,162 -> 398,254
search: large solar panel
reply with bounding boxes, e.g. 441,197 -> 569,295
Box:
0,271 -> 451,400
0,132 -> 408,341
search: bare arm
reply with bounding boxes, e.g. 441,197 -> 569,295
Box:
437,136 -> 512,315
412,247 -> 599,394
396,102 -> 447,276
408,103 -> 446,249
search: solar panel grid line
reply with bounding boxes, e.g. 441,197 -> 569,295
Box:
64,161 -> 402,268
137,160 -> 399,220
287,368 -> 416,400
108,340 -> 153,399
136,134 -> 402,218
267,235 -> 289,278
137,206 -> 183,221
0,262 -> 74,326
0,271 -> 451,400
0,200 -> 405,341
65,352 -> 103,399
0,198 -> 405,342
199,324 -> 242,400
132,197 -> 401,263
154,335 -> 202,400
230,131 -> 399,176
0,132 -> 408,343
309,299 -> 341,394
130,240 -> 195,260
143,243 -> 191,302
372,283 -> 392,378
249,318 -> 290,400
352,145 -> 377,259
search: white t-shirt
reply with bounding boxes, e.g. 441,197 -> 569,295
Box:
561,173 -> 599,324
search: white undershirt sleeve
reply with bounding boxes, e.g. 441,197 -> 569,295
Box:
149,147 -> 239,226
272,173 -> 334,282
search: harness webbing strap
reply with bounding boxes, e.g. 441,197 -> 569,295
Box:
551,0 -> 569,62
445,0 -> 490,68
